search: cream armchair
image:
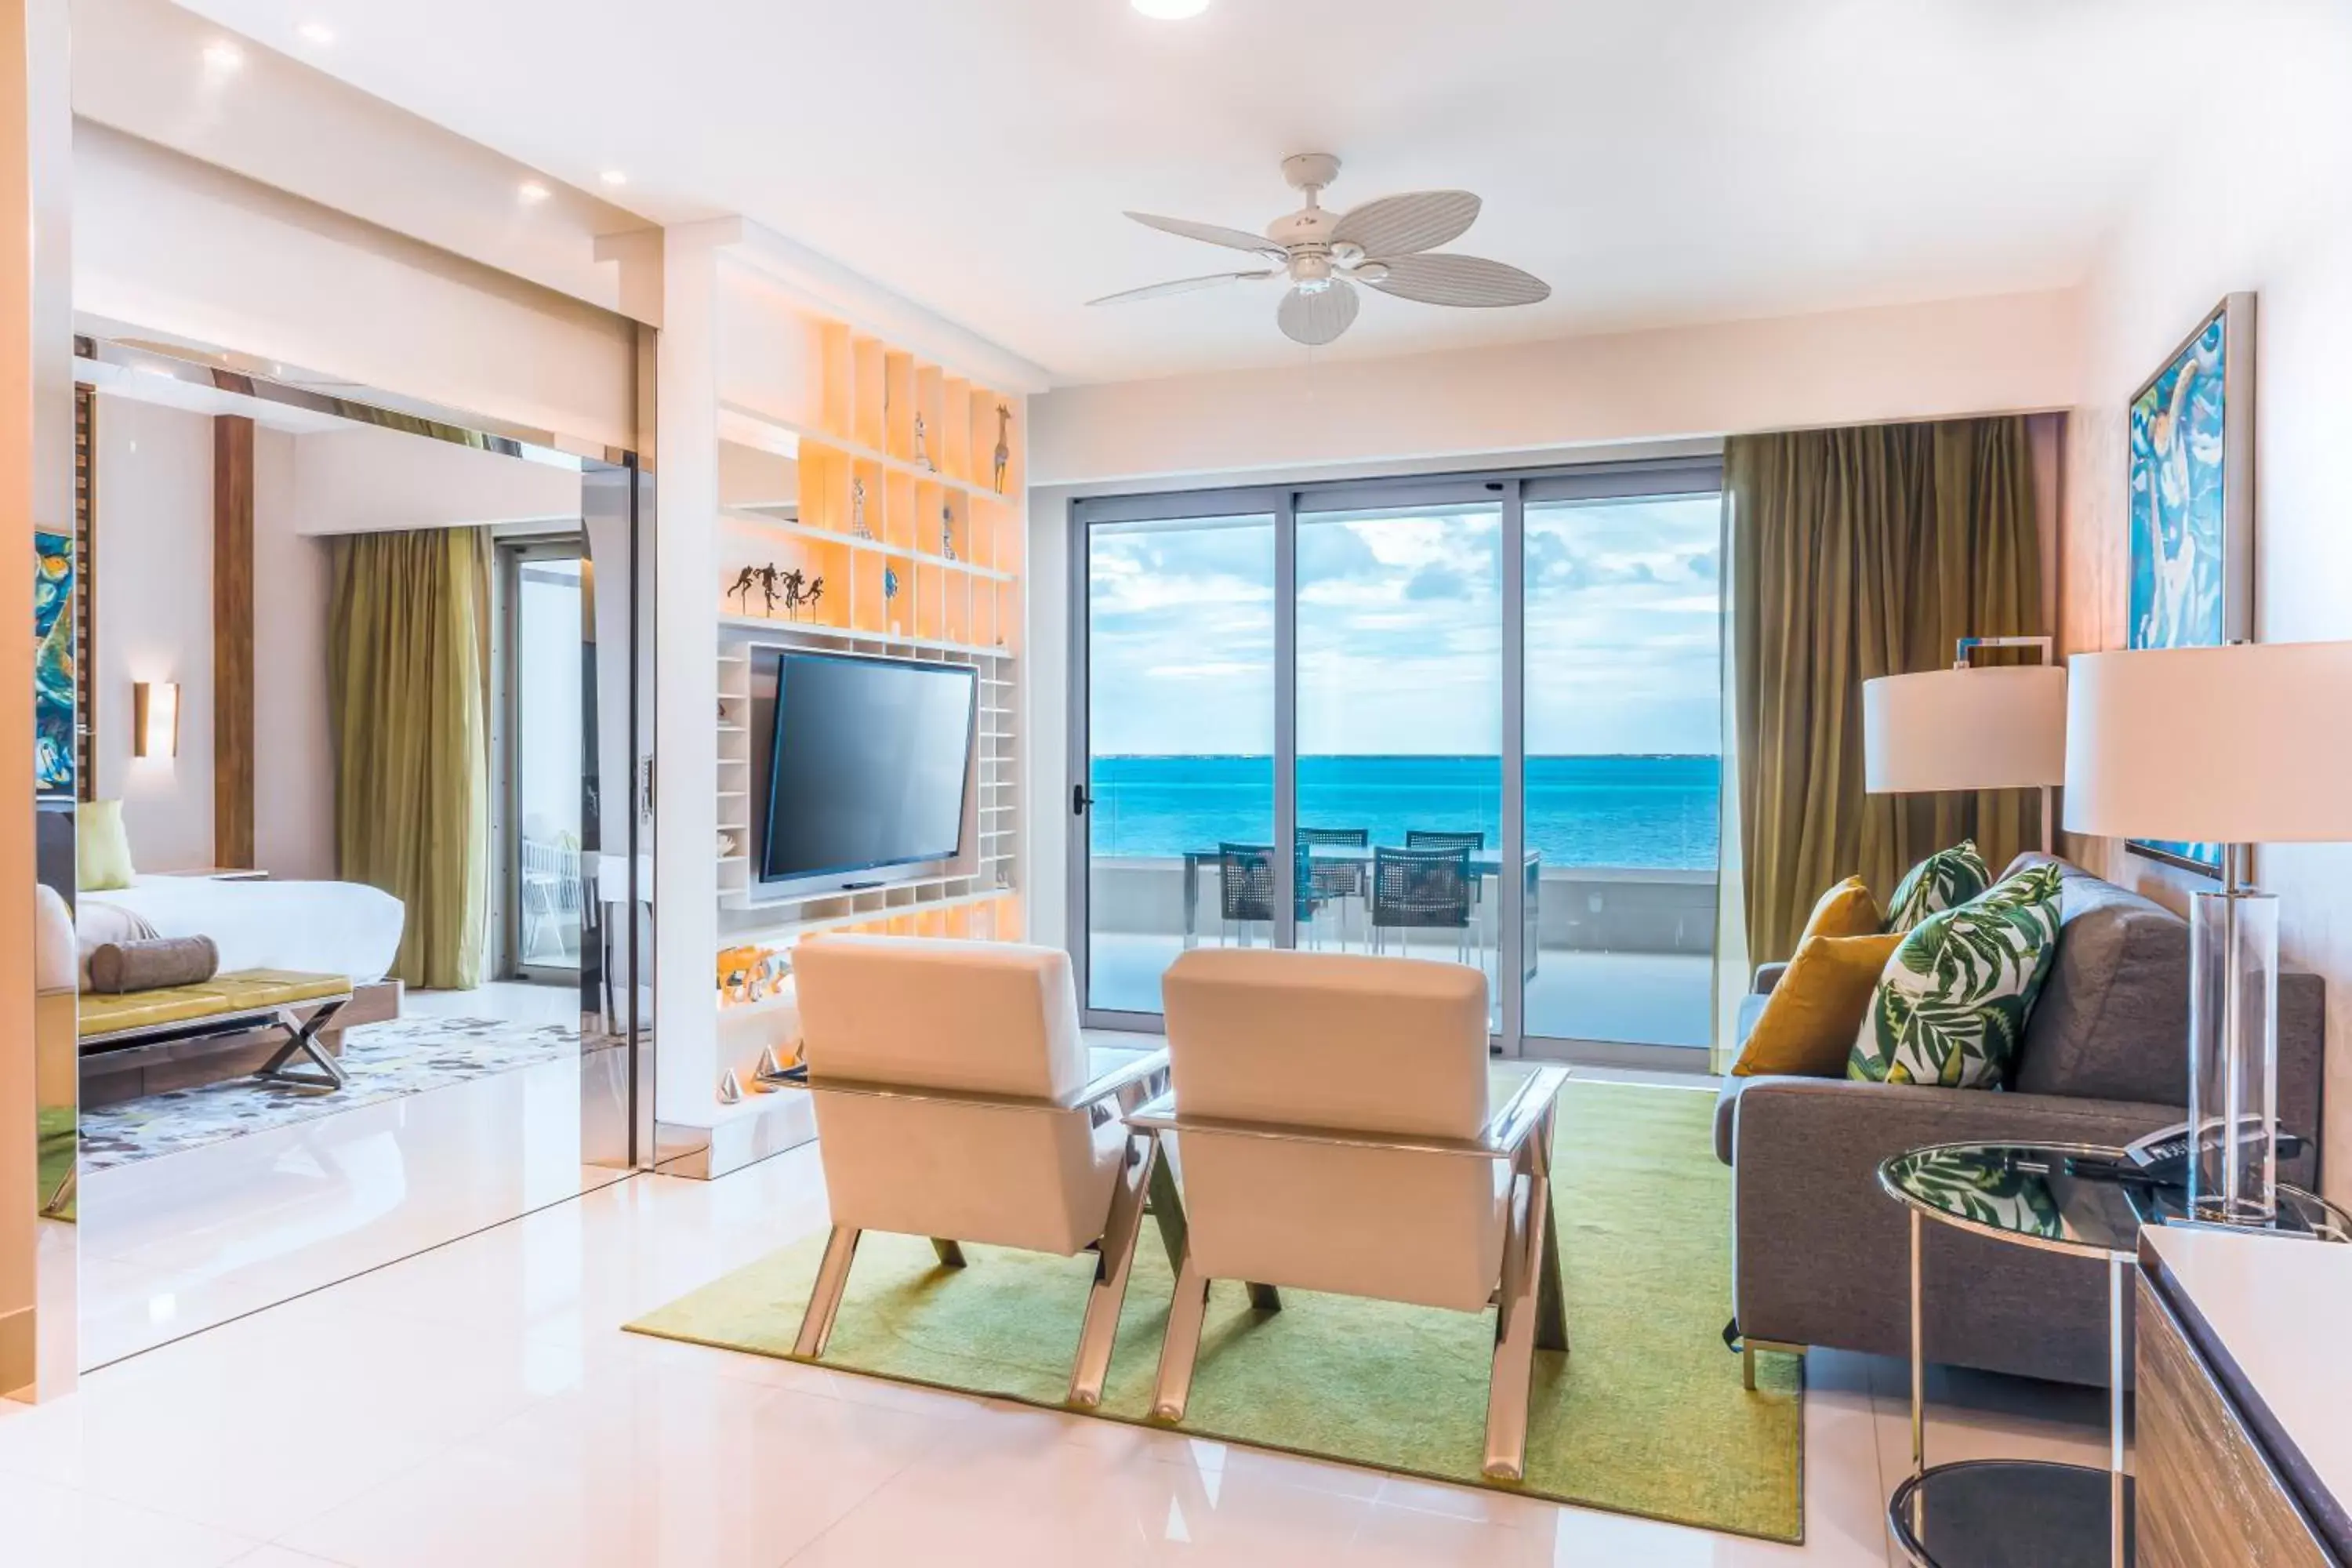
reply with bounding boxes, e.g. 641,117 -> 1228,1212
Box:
788,935 -> 1170,1406
1144,946 -> 1570,1480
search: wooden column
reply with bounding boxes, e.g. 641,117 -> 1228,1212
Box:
213,414 -> 254,868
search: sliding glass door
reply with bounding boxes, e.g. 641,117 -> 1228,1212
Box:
1080,509 -> 1276,1019
1071,461 -> 1723,1063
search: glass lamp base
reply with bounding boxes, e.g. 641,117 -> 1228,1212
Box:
2187,884 -> 2280,1227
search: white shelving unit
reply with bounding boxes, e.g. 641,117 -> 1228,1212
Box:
710,318 -> 1025,1000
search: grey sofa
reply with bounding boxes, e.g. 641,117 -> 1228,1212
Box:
1715,853 -> 2325,1388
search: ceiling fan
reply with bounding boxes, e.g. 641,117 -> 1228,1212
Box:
1087,153 -> 1551,347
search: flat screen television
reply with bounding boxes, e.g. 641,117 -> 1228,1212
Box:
752,648 -> 978,892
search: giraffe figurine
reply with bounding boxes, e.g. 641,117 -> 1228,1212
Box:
992,404 -> 1011,495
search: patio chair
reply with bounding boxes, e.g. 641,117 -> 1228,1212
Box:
1216,841 -> 1323,946
789,935 -> 1172,1406
1370,844 -> 1475,961
1144,946 -> 1570,1479
1406,828 -> 1488,909
1297,826 -> 1370,946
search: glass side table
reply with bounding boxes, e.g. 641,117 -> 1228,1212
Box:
1876,1142 -> 2351,1568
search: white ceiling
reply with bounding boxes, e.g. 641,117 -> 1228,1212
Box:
156,0 -> 2263,386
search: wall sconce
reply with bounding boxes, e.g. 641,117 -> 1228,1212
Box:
132,681 -> 179,759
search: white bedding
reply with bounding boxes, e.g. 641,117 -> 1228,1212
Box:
81,877 -> 406,985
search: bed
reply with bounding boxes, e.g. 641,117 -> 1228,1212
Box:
79,876 -> 407,986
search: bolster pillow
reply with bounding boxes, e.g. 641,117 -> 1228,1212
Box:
87,935 -> 220,994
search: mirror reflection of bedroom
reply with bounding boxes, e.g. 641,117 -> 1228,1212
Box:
49,358 -> 635,1367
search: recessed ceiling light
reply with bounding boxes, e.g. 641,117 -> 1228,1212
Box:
297,22 -> 335,45
1133,0 -> 1210,16
517,180 -> 551,205
599,169 -> 627,187
201,39 -> 244,71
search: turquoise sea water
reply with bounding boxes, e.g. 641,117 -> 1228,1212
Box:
1087,754 -> 1719,869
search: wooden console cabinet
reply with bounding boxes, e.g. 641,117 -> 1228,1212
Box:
2137,1229 -> 2350,1566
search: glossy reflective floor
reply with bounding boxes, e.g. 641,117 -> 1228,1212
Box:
78,981 -> 619,1368
4,1075 -> 2111,1566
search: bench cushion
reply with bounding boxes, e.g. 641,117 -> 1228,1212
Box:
78,969 -> 351,1040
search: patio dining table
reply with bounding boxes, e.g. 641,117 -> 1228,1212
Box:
1178,845 -> 1540,981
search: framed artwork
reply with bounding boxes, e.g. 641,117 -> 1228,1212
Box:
33,528 -> 74,801
2125,292 -> 2256,878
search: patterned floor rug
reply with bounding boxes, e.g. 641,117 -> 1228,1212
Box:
78,1016 -> 580,1172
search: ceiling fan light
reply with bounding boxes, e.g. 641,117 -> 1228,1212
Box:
1352,260 -> 1391,284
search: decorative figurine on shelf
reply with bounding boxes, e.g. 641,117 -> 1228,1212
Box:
851,477 -> 871,539
993,404 -> 1011,495
884,565 -> 902,635
717,829 -> 739,859
913,411 -> 934,472
940,499 -> 957,561
774,568 -> 826,621
727,564 -> 761,613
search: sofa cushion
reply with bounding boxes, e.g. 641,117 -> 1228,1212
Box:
1850,862 -> 2062,1087
1802,876 -> 1886,942
1732,931 -> 1903,1078
1886,840 -> 1991,931
2002,853 -> 2193,1105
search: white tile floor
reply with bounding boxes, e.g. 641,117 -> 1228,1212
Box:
74,978 -> 620,1367
8,1117 -> 2114,1566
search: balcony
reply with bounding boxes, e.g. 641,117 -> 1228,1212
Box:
1084,857 -> 1715,1049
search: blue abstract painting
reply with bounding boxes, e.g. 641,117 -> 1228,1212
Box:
2127,303 -> 2240,876
33,530 -> 73,800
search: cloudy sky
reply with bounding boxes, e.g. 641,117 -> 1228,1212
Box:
1086,495 -> 1723,757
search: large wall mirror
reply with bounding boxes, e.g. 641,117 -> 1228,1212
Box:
31,336 -> 653,1377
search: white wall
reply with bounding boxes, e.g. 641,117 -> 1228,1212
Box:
2055,5 -> 2352,1200
290,424 -> 580,536
252,425 -> 334,879
1029,289 -> 2085,487
74,120 -> 640,452
93,394 -> 213,871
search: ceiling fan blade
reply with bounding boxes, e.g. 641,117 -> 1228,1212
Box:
1333,191 -> 1480,256
1363,252 -> 1551,308
1125,211 -> 1285,260
1276,279 -> 1359,347
1087,270 -> 1277,307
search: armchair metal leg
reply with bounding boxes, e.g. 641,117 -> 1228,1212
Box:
1069,1134 -> 1156,1408
793,1225 -> 862,1359
1152,1250 -> 1210,1424
1483,1169 -> 1549,1481
930,1239 -> 967,1269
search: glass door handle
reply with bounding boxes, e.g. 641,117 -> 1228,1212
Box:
1071,784 -> 1091,815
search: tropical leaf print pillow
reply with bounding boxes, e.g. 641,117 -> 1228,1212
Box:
1849,862 -> 2062,1089
1884,840 -> 1992,932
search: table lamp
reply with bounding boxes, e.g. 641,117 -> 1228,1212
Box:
2064,641 -> 2352,1225
1864,637 -> 2068,848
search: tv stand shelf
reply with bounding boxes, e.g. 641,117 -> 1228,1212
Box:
709,306 -> 1025,1008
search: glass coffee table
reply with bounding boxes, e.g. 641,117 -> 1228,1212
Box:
1876,1142 -> 2351,1568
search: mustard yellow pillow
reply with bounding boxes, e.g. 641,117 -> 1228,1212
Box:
77,799 -> 136,891
1733,931 -> 1904,1078
1801,876 -> 1885,942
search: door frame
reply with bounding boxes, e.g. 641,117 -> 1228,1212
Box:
493,535 -> 590,985
1067,456 -> 1725,1068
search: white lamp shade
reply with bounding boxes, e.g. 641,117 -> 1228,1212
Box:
2063,642 -> 2352,844
132,681 -> 179,760
1863,664 -> 2067,793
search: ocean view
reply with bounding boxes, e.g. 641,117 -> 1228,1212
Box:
1088,753 -> 1720,869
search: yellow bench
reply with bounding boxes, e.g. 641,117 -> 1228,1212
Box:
78,969 -> 357,1091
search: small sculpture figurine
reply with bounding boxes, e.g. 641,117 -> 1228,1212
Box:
883,565 -> 900,602
993,404 -> 1011,495
913,411 -> 934,472
939,499 -> 957,561
851,477 -> 871,539
727,564 -> 760,613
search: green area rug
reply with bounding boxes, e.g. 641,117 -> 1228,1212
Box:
626,1080 -> 1802,1541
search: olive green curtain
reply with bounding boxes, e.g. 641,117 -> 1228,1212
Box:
328,528 -> 492,989
1729,418 -> 2043,967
